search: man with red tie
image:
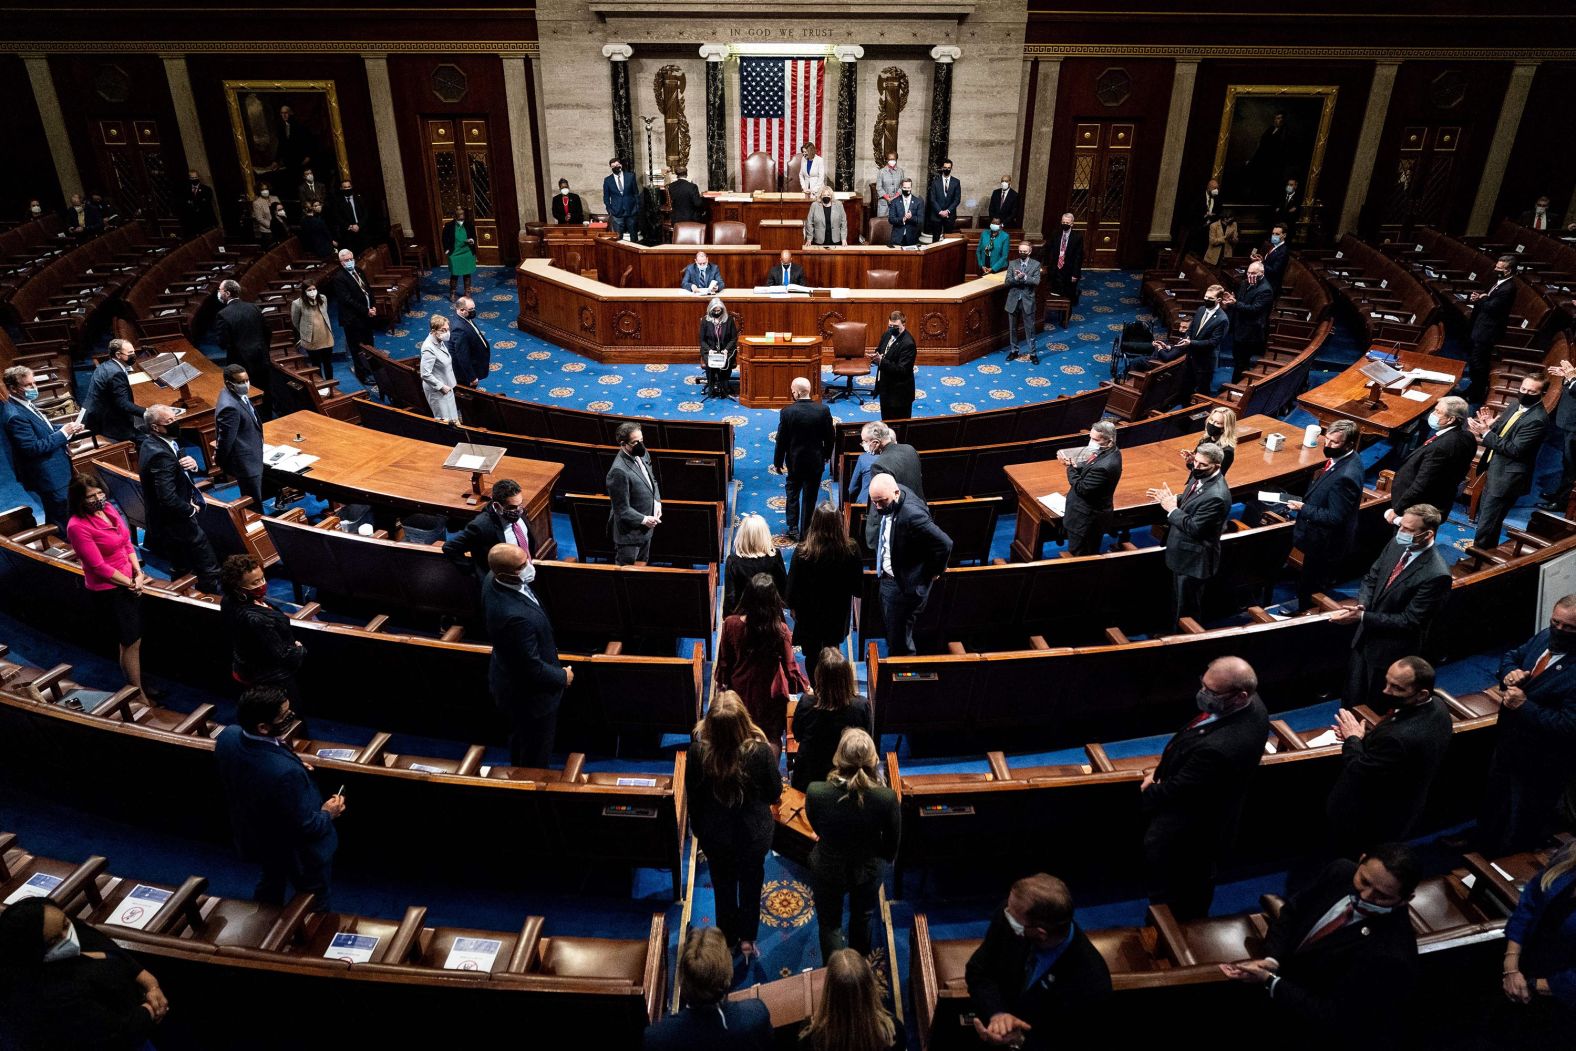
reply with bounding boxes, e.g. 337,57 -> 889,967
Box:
1150,442 -> 1231,627
1046,210 -> 1083,322
1221,843 -> 1421,1048
1139,656 -> 1269,920
442,478 -> 535,584
1517,195 -> 1562,232
1285,419 -> 1364,611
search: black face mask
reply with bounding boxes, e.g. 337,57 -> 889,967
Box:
942,169 -> 952,177
710,308 -> 723,318
1205,423 -> 1224,439
1062,223 -> 1073,231
1191,465 -> 1214,479
612,167 -> 622,174
1549,625 -> 1576,652
874,500 -> 897,516
1521,392 -> 1543,406
494,503 -> 522,522
1325,444 -> 1345,460
626,441 -> 646,457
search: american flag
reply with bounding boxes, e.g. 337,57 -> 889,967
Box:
740,56 -> 825,177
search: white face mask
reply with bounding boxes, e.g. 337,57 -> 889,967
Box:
887,160 -> 897,168
1350,893 -> 1394,916
260,190 -> 270,198
522,561 -> 536,584
306,288 -> 318,299
990,223 -> 1001,232
560,188 -> 569,196
1085,439 -> 1103,457
1286,185 -> 1295,194
1000,182 -> 1009,191
1003,909 -> 1027,938
30,205 -> 42,215
43,921 -> 81,963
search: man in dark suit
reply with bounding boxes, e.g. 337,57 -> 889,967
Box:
214,364 -> 265,511
139,403 -> 222,593
1184,178 -> 1220,254
773,378 -> 834,542
1170,285 -> 1231,398
213,279 -> 274,420
1274,176 -> 1302,226
1518,195 -> 1561,232
869,474 -> 952,656
1153,442 -> 1231,627
1141,656 -> 1269,919
1335,503 -> 1451,707
60,193 -> 103,240
963,873 -> 1112,1048
329,179 -> 374,255
1045,211 -> 1084,318
762,249 -> 805,289
887,179 -> 923,246
450,296 -> 492,389
665,168 -> 706,225
484,544 -> 571,768
1326,656 -> 1452,858
82,338 -> 143,443
2,365 -> 87,530
1287,420 -> 1365,610
178,170 -> 217,239
602,158 -> 641,239
858,421 -> 923,547
1464,256 -> 1517,404
1467,370 -> 1550,548
1004,242 -> 1042,364
443,478 -> 533,583
679,251 -> 725,295
1222,260 -> 1274,382
551,179 -> 586,225
1540,360 -> 1576,510
214,686 -> 345,906
926,159 -> 961,236
1387,395 -> 1475,522
300,200 -> 336,258
1479,596 -> 1576,855
1061,421 -> 1122,557
1221,845 -> 1421,1047
1255,223 -> 1290,295
872,310 -> 917,420
642,927 -> 773,1051
987,174 -> 1019,228
607,422 -> 661,565
328,248 -> 378,387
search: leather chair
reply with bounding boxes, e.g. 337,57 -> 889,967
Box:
865,269 -> 899,289
709,221 -> 747,245
867,217 -> 891,246
785,155 -> 804,193
741,152 -> 777,193
671,222 -> 705,246
826,321 -> 870,403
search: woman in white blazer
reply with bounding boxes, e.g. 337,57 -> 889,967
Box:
419,314 -> 460,423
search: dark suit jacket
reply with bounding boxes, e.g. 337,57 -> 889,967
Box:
483,573 -> 567,718
0,919 -> 157,1050
328,265 -> 375,331
214,298 -> 271,375
62,201 -> 103,234
1495,629 -> 1576,765
698,314 -> 737,368
1481,400 -> 1548,494
963,915 -> 1113,1045
987,187 -> 1020,226
1554,377 -> 1576,431
1388,425 -> 1476,514
1293,452 -> 1365,560
762,262 -> 805,288
1326,695 -> 1452,844
666,178 -> 706,224
1228,277 -> 1275,341
138,433 -> 203,539
926,175 -> 961,223
1164,469 -> 1231,579
1064,446 -> 1122,545
1260,858 -> 1419,1040
1517,209 -> 1563,230
1352,542 -> 1451,662
82,359 -> 142,442
1142,697 -> 1270,854
1182,305 -> 1230,388
300,213 -> 336,258
1470,278 -> 1516,343
806,782 -> 900,884
213,724 -> 336,870
888,193 -> 923,239
602,172 -> 641,220
552,192 -> 586,225
1261,241 -> 1289,291
3,400 -> 73,496
641,1000 -> 773,1051
214,386 -> 263,482
1045,228 -> 1084,277
879,486 -> 952,595
330,192 -> 375,238
774,398 -> 834,478
875,327 -> 917,402
684,739 -> 780,856
607,450 -> 661,547
679,262 -> 724,293
1274,189 -> 1302,225
864,442 -> 924,546
443,504 -> 530,580
450,314 -> 492,387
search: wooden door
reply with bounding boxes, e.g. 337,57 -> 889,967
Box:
1374,125 -> 1464,239
423,118 -> 501,265
1066,122 -> 1136,268
94,119 -> 177,221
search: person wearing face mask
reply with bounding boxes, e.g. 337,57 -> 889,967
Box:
443,477 -> 535,585
419,314 -> 460,423
214,363 -> 265,510
1046,211 -> 1084,321
1203,209 -> 1238,265
297,165 -> 324,211
773,378 -> 834,543
665,166 -> 706,227
803,189 -> 848,247
82,337 -> 144,442
765,248 -> 806,289
1222,259 -> 1273,382
698,296 -> 738,398
214,278 -> 274,420
1325,656 -> 1451,859
291,278 -> 336,378
1332,503 -> 1451,708
1057,421 -> 1122,556
66,473 -> 153,699
328,247 -> 378,387
874,153 -> 904,219
1477,594 -> 1576,856
886,179 -> 923,246
551,178 -> 586,224
3,364 -> 87,530
1138,656 -> 1269,920
330,179 -> 375,254
1150,441 -> 1230,627
680,250 -> 725,295
1252,222 -> 1290,294
851,421 -> 922,534
26,197 -> 44,220
1539,359 -> 1576,511
867,473 -> 952,657
1464,255 -> 1519,404
485,543 -> 572,767
1274,176 -> 1302,226
0,897 -> 171,1047
1387,396 -> 1474,523
1466,369 -> 1550,548
976,215 -> 1009,274
449,295 -> 492,390
1166,284 -> 1231,399
139,403 -> 223,593
440,203 -> 477,300
871,310 -> 917,419
220,554 -> 306,702
987,174 -> 1019,227
1004,241 -> 1042,364
962,873 -> 1113,1047
926,158 -> 960,237
607,421 -> 662,564
1221,843 -> 1421,1048
1284,419 -> 1364,610
300,197 -> 336,258
1517,194 -> 1562,232
215,685 -> 346,906
179,169 -> 217,238
602,157 -> 642,240
251,182 -> 276,240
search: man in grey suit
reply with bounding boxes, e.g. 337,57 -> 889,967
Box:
1004,242 -> 1041,364
606,421 -> 661,564
859,421 -> 924,547
1467,371 -> 1549,548
802,189 -> 848,246
215,364 -> 265,510
82,338 -> 143,442
1151,442 -> 1231,627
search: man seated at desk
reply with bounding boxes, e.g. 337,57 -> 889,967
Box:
803,188 -> 848,247
764,250 -> 806,289
680,251 -> 725,295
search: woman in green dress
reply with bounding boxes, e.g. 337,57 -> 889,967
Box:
441,203 -> 477,299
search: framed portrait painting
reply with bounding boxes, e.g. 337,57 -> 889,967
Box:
223,80 -> 350,200
1212,85 -> 1337,211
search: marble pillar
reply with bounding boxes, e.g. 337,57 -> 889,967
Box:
833,45 -> 863,193
1021,58 -> 1059,240
361,54 -> 412,231
22,54 -> 81,199
700,44 -> 727,192
926,46 -> 961,179
159,54 -> 212,181
501,53 -> 542,227
1467,61 -> 1540,237
604,44 -> 635,169
1337,61 -> 1399,240
1148,60 -> 1199,244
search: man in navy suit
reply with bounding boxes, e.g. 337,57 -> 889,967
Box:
887,178 -> 923,246
139,403 -> 222,593
485,544 -> 571,768
1154,442 -> 1231,627
1223,260 -> 1275,382
450,296 -> 492,389
926,159 -> 961,236
773,377 -> 834,542
214,279 -> 275,421
214,686 -> 345,906
1467,371 -> 1549,549
1287,420 -> 1365,610
1464,255 -> 1517,404
82,338 -> 143,443
679,251 -> 725,295
2,365 -> 86,530
642,927 -> 772,1050
1170,285 -> 1231,398
1255,222 -> 1290,294
215,364 -> 265,511
1479,596 -> 1576,855
602,157 -> 641,239
869,474 -> 953,656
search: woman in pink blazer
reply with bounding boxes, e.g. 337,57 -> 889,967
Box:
64,473 -> 154,697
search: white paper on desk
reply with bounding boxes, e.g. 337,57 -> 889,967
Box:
455,453 -> 487,471
1401,389 -> 1431,402
408,763 -> 448,774
112,885 -> 172,930
128,372 -> 153,385
751,285 -> 789,295
325,932 -> 379,963
443,937 -> 502,972
315,747 -> 357,760
706,351 -> 727,369
1408,368 -> 1458,385
1038,492 -> 1066,516
1305,729 -> 1339,748
1257,491 -> 1287,504
3,872 -> 62,904
616,776 -> 658,787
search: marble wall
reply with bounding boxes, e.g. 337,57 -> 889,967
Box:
629,54 -> 708,184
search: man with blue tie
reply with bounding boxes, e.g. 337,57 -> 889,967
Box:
215,364 -> 265,511
887,178 -> 923,246
2,365 -> 86,530
869,473 -> 952,656
484,544 -> 572,768
680,250 -> 724,295
139,403 -> 222,593
764,249 -> 805,288
602,157 -> 641,240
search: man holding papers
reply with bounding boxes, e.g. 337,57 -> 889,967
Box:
1060,421 -> 1122,556
680,251 -> 724,295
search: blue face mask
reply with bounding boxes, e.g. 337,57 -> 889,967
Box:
1270,233 -> 1283,246
22,388 -> 38,402
342,260 -> 355,270
1395,530 -> 1416,547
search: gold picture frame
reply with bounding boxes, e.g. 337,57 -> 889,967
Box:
1212,85 -> 1338,210
222,79 -> 350,198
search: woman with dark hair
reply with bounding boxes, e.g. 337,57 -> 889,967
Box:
290,278 -> 336,379
806,729 -> 900,962
800,948 -> 905,1051
441,203 -> 478,300
219,552 -> 305,702
715,572 -> 807,750
786,503 -> 863,662
64,473 -> 152,697
686,692 -> 782,961
0,896 -> 170,1049
790,648 -> 872,792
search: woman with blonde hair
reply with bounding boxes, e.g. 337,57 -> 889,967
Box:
1179,404 -> 1237,474
1491,837 -> 1576,1039
685,692 -> 782,961
419,314 -> 459,423
806,728 -> 900,962
723,512 -> 787,616
800,948 -> 904,1051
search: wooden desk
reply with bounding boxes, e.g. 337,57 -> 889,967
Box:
738,336 -> 822,408
1002,415 -> 1324,561
597,236 -> 965,292
131,336 -> 262,460
1296,350 -> 1465,439
704,192 -> 864,244
261,411 -> 562,554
